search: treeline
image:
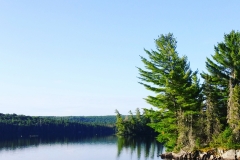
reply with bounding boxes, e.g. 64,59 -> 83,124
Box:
0,113 -> 115,139
51,116 -> 117,126
115,108 -> 156,136
135,30 -> 240,151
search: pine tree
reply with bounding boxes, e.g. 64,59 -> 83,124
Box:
138,33 -> 202,151
115,109 -> 125,135
205,30 -> 240,140
201,74 -> 223,143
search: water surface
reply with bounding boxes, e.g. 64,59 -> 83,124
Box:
0,136 -> 164,160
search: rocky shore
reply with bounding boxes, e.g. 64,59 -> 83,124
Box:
160,149 -> 240,160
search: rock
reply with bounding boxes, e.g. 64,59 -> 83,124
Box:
199,153 -> 205,159
172,150 -> 186,158
172,152 -> 183,159
160,149 -> 240,160
236,150 -> 240,159
221,149 -> 236,160
160,153 -> 173,159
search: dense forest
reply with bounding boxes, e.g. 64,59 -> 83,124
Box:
0,113 -> 115,139
51,115 -> 117,126
115,108 -> 156,136
116,30 -> 240,152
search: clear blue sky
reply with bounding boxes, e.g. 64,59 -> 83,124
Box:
0,1 -> 239,116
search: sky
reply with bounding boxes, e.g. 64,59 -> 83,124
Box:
0,1 -> 240,116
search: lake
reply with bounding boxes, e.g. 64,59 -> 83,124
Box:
0,135 -> 164,160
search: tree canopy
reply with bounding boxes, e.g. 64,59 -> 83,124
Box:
135,31 -> 240,151
138,33 -> 202,151
203,30 -> 240,144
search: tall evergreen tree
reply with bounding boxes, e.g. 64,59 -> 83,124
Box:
204,30 -> 240,140
138,33 -> 202,151
201,74 -> 223,143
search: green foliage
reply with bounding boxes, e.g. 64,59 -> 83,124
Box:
0,113 -> 115,138
203,30 -> 240,142
115,110 -> 126,135
47,116 -> 116,126
134,30 -> 240,151
195,138 -> 201,149
138,33 -> 202,151
146,109 -> 177,148
115,109 -> 156,136
210,127 -> 236,149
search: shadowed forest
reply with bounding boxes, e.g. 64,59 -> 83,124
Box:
0,113 -> 115,138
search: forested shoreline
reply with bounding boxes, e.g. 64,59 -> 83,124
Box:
115,108 -> 157,136
116,30 -> 240,153
0,113 -> 115,139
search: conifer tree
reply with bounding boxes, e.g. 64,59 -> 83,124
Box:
138,33 -> 202,151
205,30 -> 240,140
115,109 -> 125,135
201,74 -> 223,143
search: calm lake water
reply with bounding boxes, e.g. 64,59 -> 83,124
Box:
0,135 -> 164,160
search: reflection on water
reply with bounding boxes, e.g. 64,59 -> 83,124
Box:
0,135 -> 164,160
0,136 -> 116,151
117,136 -> 164,159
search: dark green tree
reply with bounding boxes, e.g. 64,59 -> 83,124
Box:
138,33 -> 202,151
201,74 -> 223,143
204,30 -> 240,140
